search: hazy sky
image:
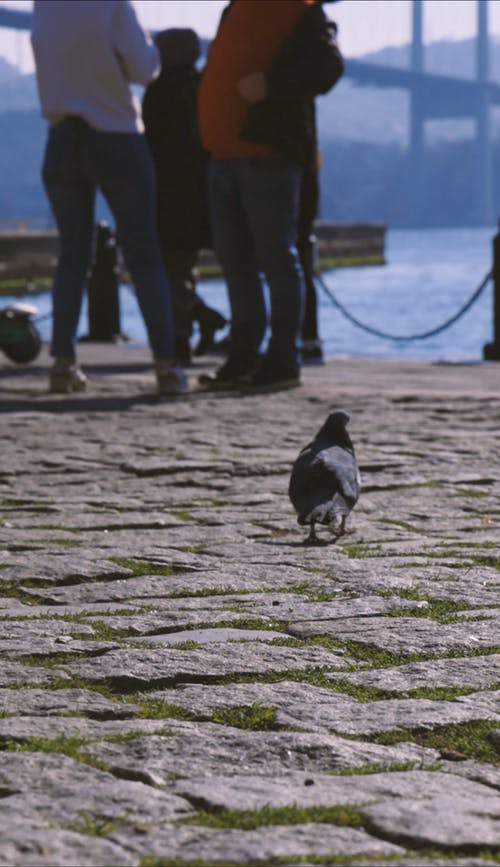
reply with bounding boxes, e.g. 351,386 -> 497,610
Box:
1,0 -> 500,74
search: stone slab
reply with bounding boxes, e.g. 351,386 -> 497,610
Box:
64,643 -> 348,689
110,822 -> 405,864
171,770 -> 498,817
287,614 -> 500,654
81,719 -> 440,784
129,626 -> 285,645
363,794 -> 500,849
327,654 -> 500,691
147,679 -> 500,737
0,688 -> 137,719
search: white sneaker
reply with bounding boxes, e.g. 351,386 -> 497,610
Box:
155,361 -> 188,396
49,358 -> 87,394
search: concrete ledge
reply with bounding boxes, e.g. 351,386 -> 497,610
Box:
0,221 -> 386,290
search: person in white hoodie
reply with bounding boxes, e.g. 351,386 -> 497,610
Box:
31,0 -> 187,395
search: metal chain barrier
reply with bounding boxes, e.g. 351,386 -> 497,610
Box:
313,268 -> 493,342
31,258 -> 494,345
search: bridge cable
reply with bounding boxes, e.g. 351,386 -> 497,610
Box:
313,267 -> 492,342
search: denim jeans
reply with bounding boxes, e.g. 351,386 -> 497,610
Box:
208,156 -> 304,369
42,117 -> 174,359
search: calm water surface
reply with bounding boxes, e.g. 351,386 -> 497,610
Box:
7,226 -> 497,363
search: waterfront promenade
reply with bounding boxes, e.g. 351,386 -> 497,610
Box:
0,342 -> 499,866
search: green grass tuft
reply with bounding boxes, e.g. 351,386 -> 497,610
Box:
211,703 -> 278,731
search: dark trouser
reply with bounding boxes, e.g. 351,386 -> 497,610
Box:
209,156 -> 304,370
297,165 -> 320,343
160,247 -> 227,361
161,247 -> 199,341
42,117 -> 175,359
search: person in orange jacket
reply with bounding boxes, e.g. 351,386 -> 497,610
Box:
197,0 -> 343,392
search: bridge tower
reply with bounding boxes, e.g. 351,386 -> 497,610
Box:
476,0 -> 493,225
409,0 -> 493,226
409,0 -> 424,226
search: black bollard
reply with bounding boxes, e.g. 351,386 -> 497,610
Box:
483,220 -> 500,360
81,222 -> 122,342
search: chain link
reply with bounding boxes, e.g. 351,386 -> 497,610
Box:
314,268 -> 492,342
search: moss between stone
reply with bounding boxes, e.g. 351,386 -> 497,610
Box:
0,498 -> 55,508
48,538 -> 82,548
370,719 -> 500,764
138,698 -> 196,721
452,487 -> 491,498
338,542 -> 375,559
0,580 -> 53,604
0,735 -> 106,769
69,809 -> 133,837
318,675 -> 491,704
383,598 -> 470,623
174,510 -> 194,521
306,636 -> 500,670
104,727 -> 174,742
181,803 -> 366,830
110,556 -> 185,576
211,704 -> 279,731
140,855 -> 402,867
17,650 -> 106,667
327,760 -> 421,775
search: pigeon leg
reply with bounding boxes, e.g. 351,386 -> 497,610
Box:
334,516 -> 355,538
305,522 -> 319,545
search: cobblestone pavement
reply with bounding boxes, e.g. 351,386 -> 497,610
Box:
0,343 -> 499,867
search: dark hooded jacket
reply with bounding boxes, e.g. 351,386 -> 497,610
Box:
142,31 -> 211,250
226,0 -> 343,166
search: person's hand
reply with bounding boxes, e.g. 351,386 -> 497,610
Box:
237,72 -> 267,104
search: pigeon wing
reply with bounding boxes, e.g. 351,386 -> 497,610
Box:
319,445 -> 360,507
289,443 -> 358,525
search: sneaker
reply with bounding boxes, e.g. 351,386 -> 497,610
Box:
198,357 -> 257,390
49,358 -> 87,394
301,339 -> 324,365
155,360 -> 189,396
243,359 -> 301,393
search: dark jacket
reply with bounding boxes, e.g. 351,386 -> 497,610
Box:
239,1 -> 344,166
142,65 -> 211,250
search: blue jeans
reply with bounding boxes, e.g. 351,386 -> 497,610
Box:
208,156 -> 304,369
42,117 -> 174,359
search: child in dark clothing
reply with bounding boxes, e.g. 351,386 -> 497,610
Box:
142,28 -> 226,364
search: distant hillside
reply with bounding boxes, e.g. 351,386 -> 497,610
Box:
0,54 -> 20,83
0,70 -> 37,110
362,35 -> 500,80
2,36 -> 500,142
0,109 -> 46,223
1,37 -> 500,228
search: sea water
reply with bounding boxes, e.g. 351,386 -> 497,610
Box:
5,226 -> 497,363
316,225 -> 496,361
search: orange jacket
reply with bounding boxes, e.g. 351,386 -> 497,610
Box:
198,0 -> 312,159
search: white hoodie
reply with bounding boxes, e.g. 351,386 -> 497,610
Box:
31,0 -> 160,133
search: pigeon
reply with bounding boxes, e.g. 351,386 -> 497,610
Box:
289,409 -> 360,544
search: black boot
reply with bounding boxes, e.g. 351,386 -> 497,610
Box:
193,299 -> 227,356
